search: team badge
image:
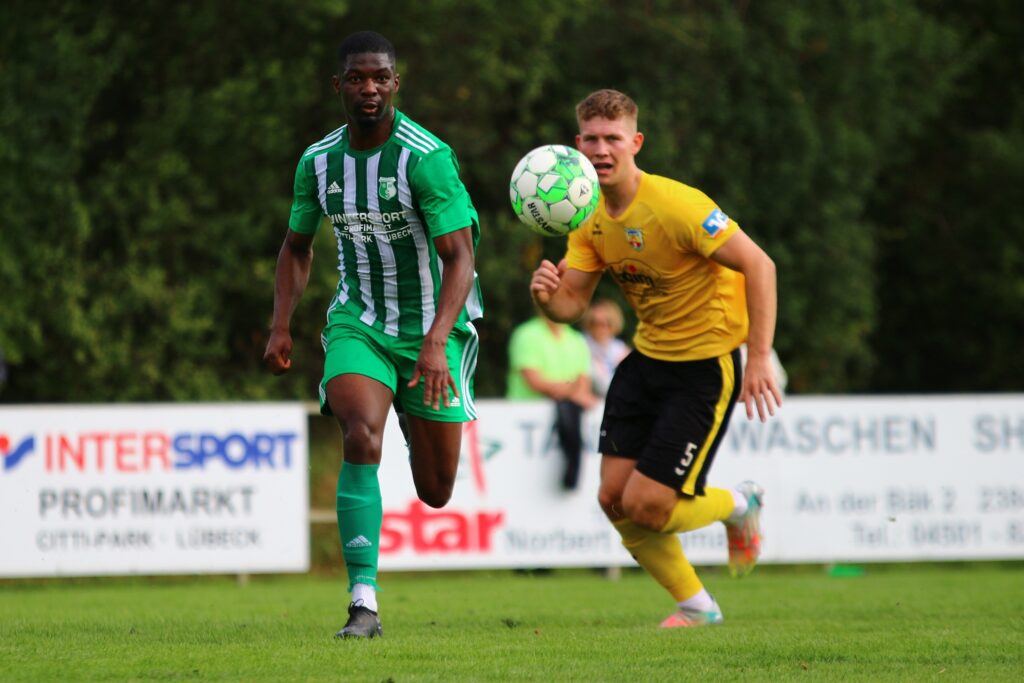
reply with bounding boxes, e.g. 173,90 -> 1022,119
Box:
378,177 -> 398,201
625,228 -> 645,251
701,208 -> 730,238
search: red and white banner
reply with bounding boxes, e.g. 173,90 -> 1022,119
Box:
0,403 -> 309,577
378,396 -> 1024,569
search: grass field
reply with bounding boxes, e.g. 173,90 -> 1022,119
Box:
2,565 -> 1022,682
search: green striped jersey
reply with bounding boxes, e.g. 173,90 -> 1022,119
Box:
289,109 -> 483,338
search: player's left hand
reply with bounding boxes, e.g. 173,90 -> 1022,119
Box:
409,338 -> 458,411
739,352 -> 783,422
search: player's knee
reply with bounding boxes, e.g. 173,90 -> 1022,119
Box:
597,488 -> 623,519
416,482 -> 453,509
622,496 -> 669,531
412,469 -> 455,509
341,422 -> 383,463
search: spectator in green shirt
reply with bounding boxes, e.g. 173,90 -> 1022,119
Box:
507,315 -> 597,489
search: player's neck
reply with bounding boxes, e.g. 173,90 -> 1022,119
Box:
348,108 -> 396,151
603,168 -> 643,218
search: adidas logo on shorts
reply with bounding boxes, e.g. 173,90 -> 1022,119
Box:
345,535 -> 372,548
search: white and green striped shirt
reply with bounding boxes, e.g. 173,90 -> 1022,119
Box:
289,110 -> 483,338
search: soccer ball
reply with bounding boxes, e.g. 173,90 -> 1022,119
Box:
509,145 -> 600,237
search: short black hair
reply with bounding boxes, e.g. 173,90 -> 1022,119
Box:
337,31 -> 396,68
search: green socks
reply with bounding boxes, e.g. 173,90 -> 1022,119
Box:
336,462 -> 382,591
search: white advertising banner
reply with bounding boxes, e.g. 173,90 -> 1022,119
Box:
0,403 -> 309,577
377,395 -> 1024,569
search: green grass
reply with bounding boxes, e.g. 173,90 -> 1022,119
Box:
2,565 -> 1023,681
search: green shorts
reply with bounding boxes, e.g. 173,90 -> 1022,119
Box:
319,311 -> 479,422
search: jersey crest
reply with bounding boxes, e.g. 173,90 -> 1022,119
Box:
625,228 -> 645,251
378,176 -> 398,201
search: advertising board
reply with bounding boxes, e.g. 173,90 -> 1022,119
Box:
376,396 -> 1024,569
0,403 -> 309,577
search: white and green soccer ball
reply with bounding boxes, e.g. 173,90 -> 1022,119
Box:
509,145 -> 600,237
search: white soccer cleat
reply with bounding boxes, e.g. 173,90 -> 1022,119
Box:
659,597 -> 725,628
726,481 -> 764,578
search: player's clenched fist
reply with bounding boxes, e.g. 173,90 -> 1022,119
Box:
530,258 -> 566,304
263,330 -> 293,375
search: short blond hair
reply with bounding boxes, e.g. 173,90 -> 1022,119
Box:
583,299 -> 625,336
575,89 -> 639,126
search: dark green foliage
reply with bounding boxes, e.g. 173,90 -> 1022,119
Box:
0,0 -> 344,400
869,1 -> 1024,391
0,1 -> 1020,401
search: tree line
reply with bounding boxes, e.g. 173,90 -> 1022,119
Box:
1,0 -> 1021,402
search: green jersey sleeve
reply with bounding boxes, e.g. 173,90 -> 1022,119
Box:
288,158 -> 323,234
409,149 -> 474,238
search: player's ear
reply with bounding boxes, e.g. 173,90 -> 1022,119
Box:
393,73 -> 400,92
633,131 -> 644,155
575,134 -> 583,150
331,74 -> 341,95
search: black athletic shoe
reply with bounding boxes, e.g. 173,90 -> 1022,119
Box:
335,601 -> 383,639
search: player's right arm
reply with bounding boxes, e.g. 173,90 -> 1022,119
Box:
530,259 -> 602,324
265,156 -> 322,375
264,229 -> 315,375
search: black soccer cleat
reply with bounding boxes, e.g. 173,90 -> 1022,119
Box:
335,601 -> 383,639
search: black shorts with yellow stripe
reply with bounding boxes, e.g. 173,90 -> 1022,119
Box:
597,348 -> 741,496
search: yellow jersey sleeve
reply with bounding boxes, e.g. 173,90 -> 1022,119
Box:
670,186 -> 741,257
565,219 -> 605,273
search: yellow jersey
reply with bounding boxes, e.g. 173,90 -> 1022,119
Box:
566,172 -> 747,361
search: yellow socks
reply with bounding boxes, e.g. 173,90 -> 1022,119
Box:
611,488 -> 737,603
660,487 -> 735,534
613,518 -> 702,602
